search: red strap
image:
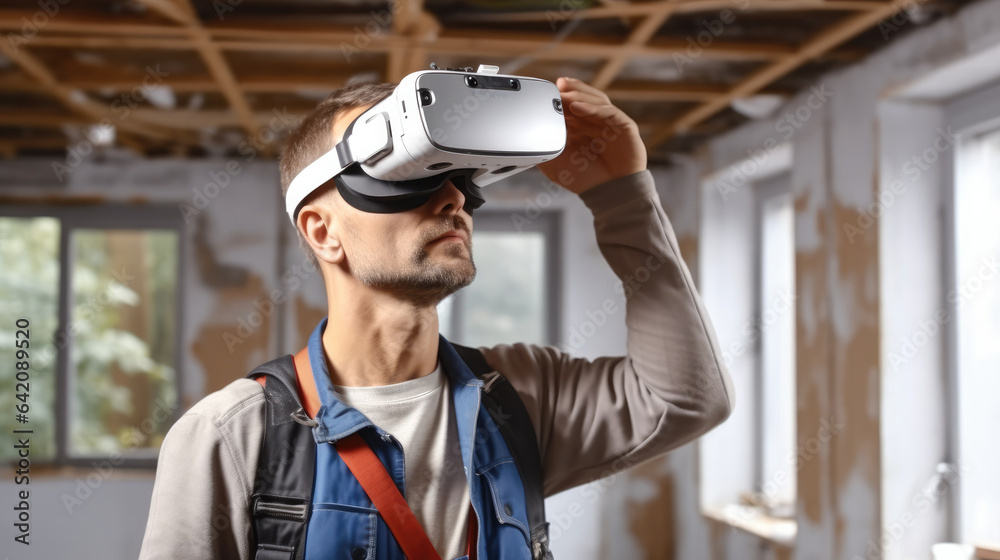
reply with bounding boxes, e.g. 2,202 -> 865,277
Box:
337,433 -> 443,559
466,504 -> 478,560
252,347 -> 319,421
292,347 -> 321,419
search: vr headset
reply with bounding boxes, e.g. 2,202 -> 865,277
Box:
285,64 -> 567,223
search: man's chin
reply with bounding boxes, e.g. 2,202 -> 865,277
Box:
377,264 -> 475,306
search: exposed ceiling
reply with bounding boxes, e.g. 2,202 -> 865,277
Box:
0,0 -> 973,162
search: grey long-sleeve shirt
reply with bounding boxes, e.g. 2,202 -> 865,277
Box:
138,169 -> 734,560
482,169 -> 733,498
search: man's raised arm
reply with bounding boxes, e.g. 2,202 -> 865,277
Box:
478,77 -> 734,497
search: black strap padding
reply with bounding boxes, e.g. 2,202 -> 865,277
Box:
246,355 -> 315,560
452,344 -> 552,560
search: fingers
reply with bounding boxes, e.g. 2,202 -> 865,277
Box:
556,76 -> 611,103
560,89 -> 606,111
566,99 -> 632,128
556,76 -> 636,134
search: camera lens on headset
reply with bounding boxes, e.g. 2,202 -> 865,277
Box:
418,88 -> 433,106
465,75 -> 478,88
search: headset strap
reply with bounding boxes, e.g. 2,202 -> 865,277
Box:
284,144 -> 351,225
285,111 -> 393,224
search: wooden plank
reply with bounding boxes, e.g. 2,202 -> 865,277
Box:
24,35 -> 193,50
0,13 -> 793,61
607,81 -> 731,102
132,0 -> 262,139
193,30 -> 261,135
0,70 -> 740,103
0,111 -> 88,127
454,0 -> 888,22
134,0 -> 190,26
0,10 -> 190,36
646,1 -> 907,148
0,40 -> 188,144
591,7 -> 675,90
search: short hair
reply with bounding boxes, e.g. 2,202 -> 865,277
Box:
279,81 -> 396,264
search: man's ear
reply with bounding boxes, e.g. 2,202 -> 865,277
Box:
297,199 -> 345,265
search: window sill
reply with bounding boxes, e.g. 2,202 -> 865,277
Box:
976,544 -> 1000,560
702,504 -> 797,547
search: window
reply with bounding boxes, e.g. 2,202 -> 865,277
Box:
698,149 -> 796,543
754,173 -> 797,517
0,206 -> 183,467
438,211 -> 560,347
950,121 -> 1000,545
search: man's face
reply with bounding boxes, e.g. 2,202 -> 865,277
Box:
328,104 -> 476,306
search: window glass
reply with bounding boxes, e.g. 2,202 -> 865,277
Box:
461,231 -> 546,347
954,126 -> 1000,544
759,191 -> 797,515
69,229 -> 178,457
0,217 -> 60,462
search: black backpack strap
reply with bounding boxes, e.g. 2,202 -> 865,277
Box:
452,344 -> 553,560
246,355 -> 317,560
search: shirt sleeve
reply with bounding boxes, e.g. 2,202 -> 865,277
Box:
479,170 -> 735,497
139,381 -> 265,560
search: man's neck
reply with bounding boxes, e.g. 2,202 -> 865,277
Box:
322,289 -> 440,387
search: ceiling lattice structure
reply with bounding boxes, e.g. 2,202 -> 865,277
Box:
0,0 -> 970,161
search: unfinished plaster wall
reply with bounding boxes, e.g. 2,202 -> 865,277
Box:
0,155 -> 284,559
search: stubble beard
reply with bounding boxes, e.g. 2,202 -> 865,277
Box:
352,232 -> 476,308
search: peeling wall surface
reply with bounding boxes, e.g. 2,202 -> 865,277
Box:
665,0 -> 1000,559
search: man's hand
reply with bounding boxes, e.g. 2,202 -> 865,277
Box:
536,77 -> 647,194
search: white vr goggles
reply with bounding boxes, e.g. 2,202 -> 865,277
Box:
285,64 -> 567,222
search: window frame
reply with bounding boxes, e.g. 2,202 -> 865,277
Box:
0,204 -> 186,469
440,210 -> 562,347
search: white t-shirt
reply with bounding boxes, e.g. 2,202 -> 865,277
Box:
334,363 -> 471,560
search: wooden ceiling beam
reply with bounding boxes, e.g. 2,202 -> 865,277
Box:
0,70 -> 751,103
388,0 -> 434,82
132,0 -> 261,140
0,40 -> 189,145
0,74 -> 352,93
134,0 -> 191,26
591,6 -> 675,90
452,0 -> 889,22
647,1 -> 907,148
0,109 -> 303,130
208,35 -> 793,61
0,13 -> 796,61
606,81 -> 731,102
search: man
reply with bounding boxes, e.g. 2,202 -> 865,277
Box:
139,76 -> 733,560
